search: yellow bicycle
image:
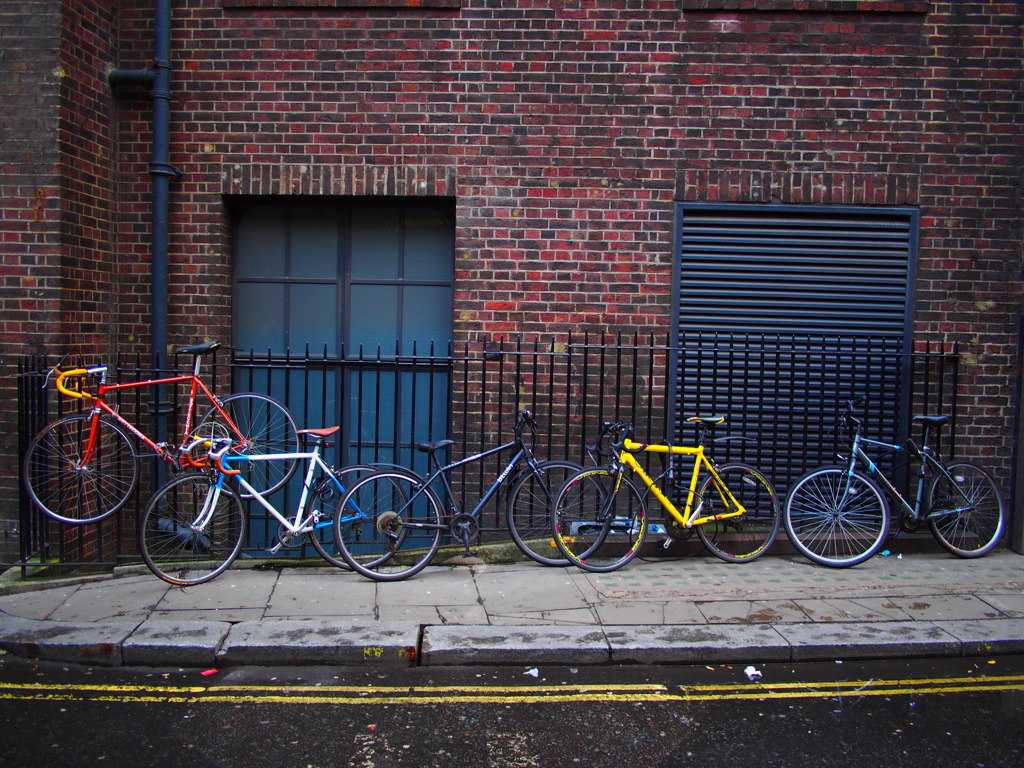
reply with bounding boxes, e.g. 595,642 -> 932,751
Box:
551,419 -> 780,572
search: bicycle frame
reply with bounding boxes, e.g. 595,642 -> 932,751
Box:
210,447 -> 344,551
56,356 -> 243,467
620,439 -> 745,528
845,432 -> 969,522
372,437 -> 535,533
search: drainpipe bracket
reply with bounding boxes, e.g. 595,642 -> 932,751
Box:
108,66 -> 157,91
150,162 -> 182,178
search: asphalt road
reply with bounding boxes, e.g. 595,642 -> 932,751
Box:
1,654 -> 1022,767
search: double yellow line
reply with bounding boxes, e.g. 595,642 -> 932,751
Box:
2,675 -> 1023,706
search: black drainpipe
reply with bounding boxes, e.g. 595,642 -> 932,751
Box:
109,0 -> 178,456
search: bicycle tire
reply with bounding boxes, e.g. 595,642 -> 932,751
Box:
307,464 -> 381,570
197,392 -> 299,497
505,460 -> 583,566
926,461 -> 1006,557
22,414 -> 138,524
551,467 -> 647,573
695,462 -> 780,562
783,466 -> 890,567
333,468 -> 443,581
139,473 -> 245,586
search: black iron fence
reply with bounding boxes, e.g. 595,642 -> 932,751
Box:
14,334 -> 959,573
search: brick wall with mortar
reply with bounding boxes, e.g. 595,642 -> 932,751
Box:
2,0 -> 1022,565
0,3 -> 64,562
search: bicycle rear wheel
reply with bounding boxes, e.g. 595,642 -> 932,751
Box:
926,461 -> 1006,557
696,463 -> 780,562
197,392 -> 299,497
333,468 -> 443,581
551,468 -> 647,573
139,473 -> 245,586
506,460 -> 582,566
783,466 -> 890,567
22,414 -> 138,524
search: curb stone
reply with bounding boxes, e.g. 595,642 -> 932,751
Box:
216,619 -> 421,667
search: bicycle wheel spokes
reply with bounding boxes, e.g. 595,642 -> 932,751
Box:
334,470 -> 442,581
23,414 -> 138,524
784,467 -> 889,567
200,393 -> 299,497
927,461 -> 1006,557
696,463 -> 780,562
139,474 -> 245,586
506,460 -> 582,566
552,469 -> 647,573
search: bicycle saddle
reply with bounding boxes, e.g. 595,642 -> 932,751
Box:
686,415 -> 726,426
297,426 -> 340,437
913,414 -> 949,428
416,439 -> 455,453
175,341 -> 221,356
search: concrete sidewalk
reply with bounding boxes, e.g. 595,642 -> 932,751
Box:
1,547 -> 1023,668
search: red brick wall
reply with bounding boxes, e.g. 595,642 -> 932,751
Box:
59,0 -> 122,356
0,3 -> 64,559
2,0 -> 1022,562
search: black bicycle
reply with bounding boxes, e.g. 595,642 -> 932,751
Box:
331,410 -> 582,580
784,398 -> 1007,567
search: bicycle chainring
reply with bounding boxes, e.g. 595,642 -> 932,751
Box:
276,523 -> 304,549
448,513 -> 479,542
665,515 -> 695,541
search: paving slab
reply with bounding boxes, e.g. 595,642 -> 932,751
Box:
266,571 -> 375,618
594,599 -> 706,626
474,565 -> 588,615
47,578 -> 168,623
488,607 -> 597,626
793,597 -> 913,623
889,594 -> 1004,621
697,600 -> 810,624
975,593 -> 1024,618
149,607 -> 266,622
216,618 -> 420,667
123,619 -> 231,667
156,569 -> 278,613
421,625 -> 609,666
0,584 -> 80,620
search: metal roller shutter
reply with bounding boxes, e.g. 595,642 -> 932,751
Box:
672,203 -> 919,489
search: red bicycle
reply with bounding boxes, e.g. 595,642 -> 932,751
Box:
22,341 -> 299,524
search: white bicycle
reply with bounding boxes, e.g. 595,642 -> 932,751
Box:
139,429 -> 381,585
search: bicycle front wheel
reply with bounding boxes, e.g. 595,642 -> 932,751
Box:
784,466 -> 890,567
23,414 -> 138,524
551,468 -> 647,573
198,393 -> 299,497
926,461 -> 1006,557
696,463 -> 780,562
139,474 -> 245,586
333,468 -> 443,581
506,460 -> 583,566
